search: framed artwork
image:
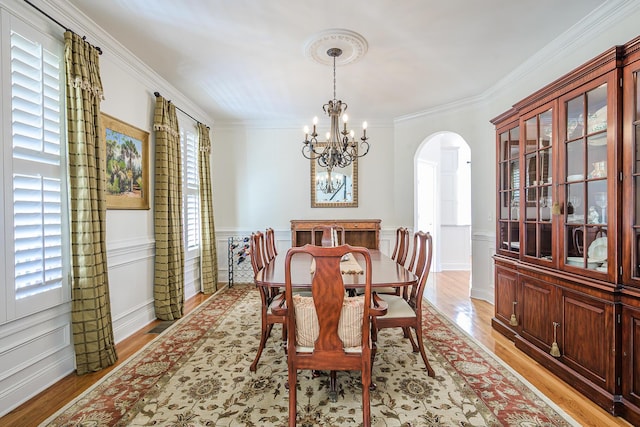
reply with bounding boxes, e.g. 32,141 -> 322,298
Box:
101,113 -> 150,209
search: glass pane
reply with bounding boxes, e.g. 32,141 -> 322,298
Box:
510,222 -> 520,250
567,224 -> 583,258
499,221 -> 509,249
525,222 -> 536,257
510,192 -> 519,220
525,117 -> 537,152
567,182 -> 585,222
584,225 -> 607,270
525,188 -> 537,219
587,136 -> 607,178
539,148 -> 552,184
540,109 -> 553,148
510,160 -> 520,190
636,72 -> 640,120
539,186 -> 552,222
500,191 -> 510,220
525,154 -> 536,186
587,180 -> 607,225
566,140 -> 584,180
510,127 -> 520,158
586,84 -> 607,134
635,126 -> 640,173
540,223 -> 552,259
500,131 -> 509,161
636,231 -> 640,277
635,177 -> 640,224
500,162 -> 508,190
567,96 -> 584,140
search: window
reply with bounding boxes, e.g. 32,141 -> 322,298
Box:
1,15 -> 69,322
179,117 -> 200,258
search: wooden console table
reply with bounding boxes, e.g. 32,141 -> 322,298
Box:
290,219 -> 381,249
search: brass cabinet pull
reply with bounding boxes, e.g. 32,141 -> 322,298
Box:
550,321 -> 561,357
509,301 -> 518,326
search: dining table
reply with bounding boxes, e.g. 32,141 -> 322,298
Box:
255,248 -> 417,290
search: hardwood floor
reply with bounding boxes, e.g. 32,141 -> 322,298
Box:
1,272 -> 632,426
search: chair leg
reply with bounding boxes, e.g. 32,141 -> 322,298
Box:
250,322 -> 273,372
289,366 -> 297,427
362,362 -> 372,426
329,370 -> 338,402
412,324 -> 435,378
402,326 -> 412,340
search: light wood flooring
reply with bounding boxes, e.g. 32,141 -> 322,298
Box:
1,271 -> 632,426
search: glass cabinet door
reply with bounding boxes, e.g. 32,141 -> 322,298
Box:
625,56 -> 640,286
561,81 -> 609,274
498,124 -> 520,256
522,107 -> 554,263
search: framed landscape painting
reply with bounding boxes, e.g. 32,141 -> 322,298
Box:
101,113 -> 150,209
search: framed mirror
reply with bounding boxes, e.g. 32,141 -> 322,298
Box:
311,156 -> 358,208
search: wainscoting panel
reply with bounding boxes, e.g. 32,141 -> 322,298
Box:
470,231 -> 495,303
0,306 -> 74,416
107,238 -> 157,343
441,225 -> 471,270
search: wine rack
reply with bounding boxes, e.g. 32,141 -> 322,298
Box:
227,236 -> 253,287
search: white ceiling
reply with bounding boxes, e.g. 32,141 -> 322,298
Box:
65,0 -> 608,125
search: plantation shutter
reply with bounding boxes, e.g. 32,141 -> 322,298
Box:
182,127 -> 200,253
11,30 -> 65,300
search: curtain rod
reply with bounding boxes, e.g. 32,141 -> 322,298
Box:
23,0 -> 102,54
154,92 -> 208,128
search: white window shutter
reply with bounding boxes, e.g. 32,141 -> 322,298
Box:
10,30 -> 65,301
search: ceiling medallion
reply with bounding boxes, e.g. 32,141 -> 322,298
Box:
304,29 -> 368,66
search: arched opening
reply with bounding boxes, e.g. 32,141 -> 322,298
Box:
414,132 -> 471,273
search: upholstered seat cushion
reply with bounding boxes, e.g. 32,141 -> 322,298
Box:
373,286 -> 399,294
293,294 -> 364,349
378,294 -> 415,319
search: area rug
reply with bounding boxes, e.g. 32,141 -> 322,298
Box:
42,284 -> 578,426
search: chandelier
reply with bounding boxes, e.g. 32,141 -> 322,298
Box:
302,47 -> 370,172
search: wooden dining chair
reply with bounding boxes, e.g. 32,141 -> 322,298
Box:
311,225 -> 346,247
391,227 -> 410,266
249,231 -> 286,372
373,231 -> 436,377
272,244 -> 387,427
265,227 -> 277,261
375,227 -> 410,296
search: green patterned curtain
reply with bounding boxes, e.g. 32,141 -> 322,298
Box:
153,96 -> 184,319
198,123 -> 218,293
64,31 -> 117,374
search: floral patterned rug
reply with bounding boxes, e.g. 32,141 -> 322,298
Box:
42,284 -> 578,426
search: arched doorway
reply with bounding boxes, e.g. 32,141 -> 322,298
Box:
415,132 -> 471,273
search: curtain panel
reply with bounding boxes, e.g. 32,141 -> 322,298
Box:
64,31 -> 117,374
197,123 -> 218,293
153,97 -> 184,319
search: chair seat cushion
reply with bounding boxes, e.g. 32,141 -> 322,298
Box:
296,345 -> 362,354
374,286 -> 399,294
378,294 -> 415,319
293,294 -> 364,348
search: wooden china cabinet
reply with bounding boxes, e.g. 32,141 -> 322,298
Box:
492,36 -> 640,424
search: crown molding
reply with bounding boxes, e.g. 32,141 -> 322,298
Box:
395,0 -> 640,124
36,0 -> 215,126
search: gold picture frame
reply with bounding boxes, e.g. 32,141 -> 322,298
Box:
101,113 -> 150,209
310,151 -> 358,208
